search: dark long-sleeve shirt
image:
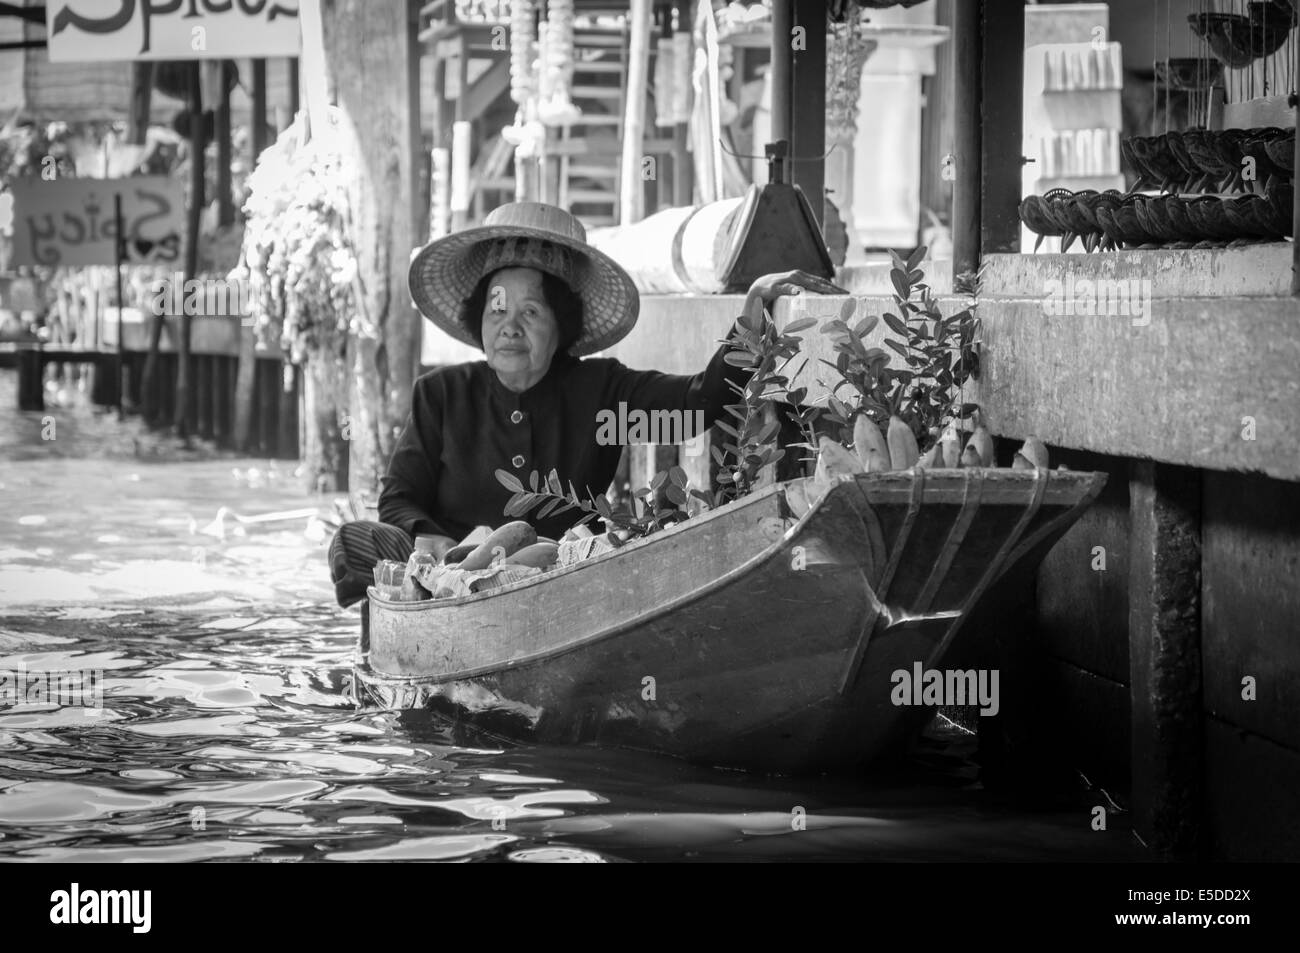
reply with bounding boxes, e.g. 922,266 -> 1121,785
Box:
378,333 -> 748,543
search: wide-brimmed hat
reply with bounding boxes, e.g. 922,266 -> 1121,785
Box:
408,202 -> 640,357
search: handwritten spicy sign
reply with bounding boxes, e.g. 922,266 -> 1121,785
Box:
10,177 -> 185,268
46,0 -> 301,62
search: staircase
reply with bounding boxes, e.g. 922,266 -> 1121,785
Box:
556,23 -> 632,227
421,4 -> 667,230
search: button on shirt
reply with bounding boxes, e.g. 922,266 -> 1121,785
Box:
378,337 -> 749,543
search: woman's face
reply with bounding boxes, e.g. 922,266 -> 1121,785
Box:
481,267 -> 561,387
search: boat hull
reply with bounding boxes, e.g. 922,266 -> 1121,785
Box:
354,469 -> 1106,774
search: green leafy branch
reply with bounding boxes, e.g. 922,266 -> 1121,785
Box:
495,465 -> 694,547
819,246 -> 981,452
715,306 -> 818,500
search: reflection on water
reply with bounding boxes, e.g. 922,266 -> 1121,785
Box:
0,370 -> 1144,862
0,605 -> 1145,862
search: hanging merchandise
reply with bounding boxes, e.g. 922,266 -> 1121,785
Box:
538,0 -> 581,126
825,13 -> 877,147
655,32 -> 694,128
509,0 -> 537,106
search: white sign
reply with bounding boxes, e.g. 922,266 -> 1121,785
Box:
10,177 -> 185,268
46,1 -> 301,63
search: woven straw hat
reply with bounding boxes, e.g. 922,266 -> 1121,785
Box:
409,202 -> 640,357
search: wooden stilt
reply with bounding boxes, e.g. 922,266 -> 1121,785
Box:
621,0 -> 652,225
217,61 -> 234,227
951,0 -> 981,281
791,0 -> 826,229
196,356 -> 212,439
252,59 -> 268,159
174,63 -> 203,438
278,364 -> 298,461
1129,461 -> 1204,856
979,0 -> 1026,255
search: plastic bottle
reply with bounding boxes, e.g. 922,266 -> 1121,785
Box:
400,535 -> 441,601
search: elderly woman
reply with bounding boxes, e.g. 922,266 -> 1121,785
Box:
329,202 -> 841,606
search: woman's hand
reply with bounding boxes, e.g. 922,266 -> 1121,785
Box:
745,270 -> 847,306
742,270 -> 848,324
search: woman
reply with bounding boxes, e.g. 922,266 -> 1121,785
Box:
330,202 -> 842,607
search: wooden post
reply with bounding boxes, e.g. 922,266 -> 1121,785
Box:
113,195 -> 124,420
1129,462 -> 1204,856
770,0 -> 792,143
252,59 -> 269,158
621,0 -> 653,225
216,61 -> 234,227
407,0 -> 425,247
236,59 -> 265,453
951,0 -> 981,282
289,56 -> 300,118
320,0 -> 422,494
451,120 -> 471,232
919,0 -> 955,232
792,0 -> 826,229
671,0 -> 693,206
980,0 -> 1025,255
127,62 -> 153,145
174,62 -> 204,439
196,355 -> 212,439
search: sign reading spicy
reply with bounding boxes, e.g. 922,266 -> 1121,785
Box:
10,177 -> 185,268
46,0 -> 301,62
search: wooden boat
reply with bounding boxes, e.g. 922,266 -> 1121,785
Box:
353,468 -> 1106,774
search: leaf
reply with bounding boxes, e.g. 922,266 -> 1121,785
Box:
649,470 -> 668,492
884,339 -> 909,358
665,484 -> 688,506
715,420 -> 740,439
594,495 -> 613,519
495,469 -> 525,493
529,470 -> 539,492
906,245 -> 926,272
890,269 -> 910,300
854,315 -> 879,338
710,445 -> 726,466
538,498 -> 562,519
783,317 -> 817,334
689,489 -> 712,503
668,465 -> 688,487
882,312 -> 909,338
724,351 -> 756,368
547,469 -> 564,496
839,298 -> 857,322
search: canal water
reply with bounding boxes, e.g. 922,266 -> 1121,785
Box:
0,370 -> 1144,862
